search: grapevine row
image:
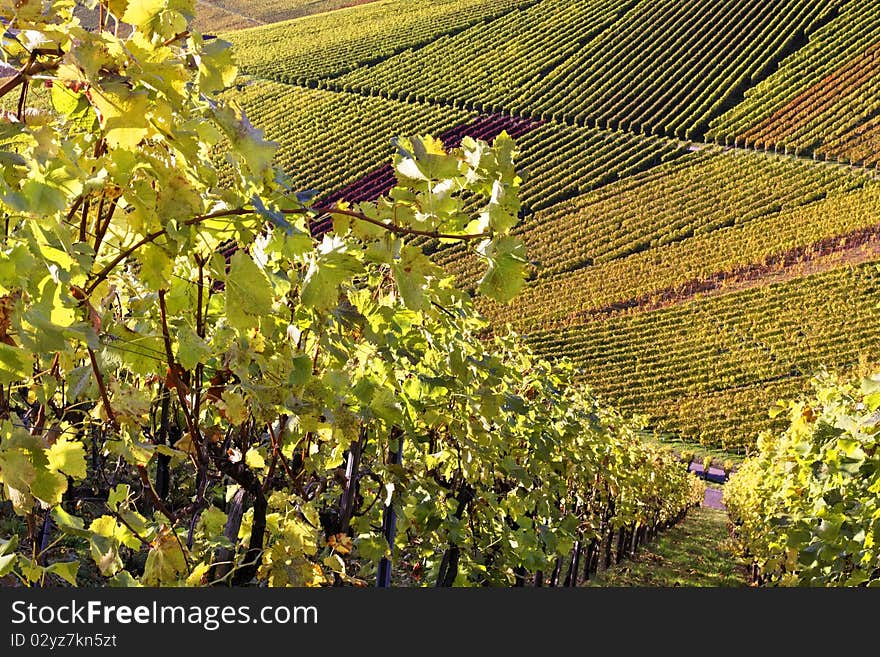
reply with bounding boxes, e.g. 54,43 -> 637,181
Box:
229,81 -> 472,198
198,0 -> 382,33
227,0 -> 538,83
708,0 -> 880,161
515,0 -> 837,139
726,373 -> 880,585
525,263 -> 880,450
333,0 -> 635,117
439,148 -> 873,295
481,176 -> 880,330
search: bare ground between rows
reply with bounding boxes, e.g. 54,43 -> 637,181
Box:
552,224 -> 880,327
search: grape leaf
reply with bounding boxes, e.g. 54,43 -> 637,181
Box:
46,436 -> 86,479
300,236 -> 363,312
477,236 -> 528,303
226,251 -> 273,331
45,560 -> 79,585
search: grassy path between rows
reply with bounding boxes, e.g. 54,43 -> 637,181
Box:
587,504 -> 749,587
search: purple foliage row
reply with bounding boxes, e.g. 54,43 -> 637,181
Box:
310,114 -> 543,236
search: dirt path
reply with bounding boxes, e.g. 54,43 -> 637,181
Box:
587,503 -> 747,587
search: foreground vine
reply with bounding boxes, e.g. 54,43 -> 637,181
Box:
0,0 -> 702,587
726,368 -> 880,586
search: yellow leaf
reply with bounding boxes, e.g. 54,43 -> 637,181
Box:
245,448 -> 265,470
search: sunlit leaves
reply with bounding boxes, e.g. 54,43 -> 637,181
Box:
142,525 -> 189,585
0,3 -> 705,590
45,435 -> 87,479
197,39 -> 238,95
727,371 -> 880,586
477,235 -> 527,303
225,251 -> 274,331
300,236 -> 363,312
90,83 -> 151,150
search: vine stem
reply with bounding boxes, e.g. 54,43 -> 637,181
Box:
0,53 -> 60,99
87,344 -> 176,522
87,347 -> 117,428
84,205 -> 489,295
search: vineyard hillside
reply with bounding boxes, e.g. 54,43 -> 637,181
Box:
223,0 -> 880,453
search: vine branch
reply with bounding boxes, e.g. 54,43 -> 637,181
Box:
84,205 -> 489,295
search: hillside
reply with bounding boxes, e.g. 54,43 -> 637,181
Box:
221,0 -> 880,453
71,0 -> 383,33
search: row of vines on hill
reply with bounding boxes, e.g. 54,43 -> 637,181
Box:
526,264 -> 880,451
708,0 -> 880,163
300,0 -> 840,139
0,1 -> 701,587
227,0 -> 538,82
439,149 -> 873,296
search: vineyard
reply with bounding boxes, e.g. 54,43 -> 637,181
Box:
217,0 -> 880,456
227,0 -> 538,83
2,0 -> 880,591
708,0 -> 880,161
726,373 -> 880,585
526,263 -> 880,451
194,1 -> 382,32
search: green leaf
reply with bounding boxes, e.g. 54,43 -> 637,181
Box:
137,243 -> 173,291
90,84 -> 150,150
371,387 -> 403,425
45,560 -> 79,585
89,533 -> 122,577
300,236 -> 363,312
0,448 -> 37,492
121,0 -> 166,26
196,506 -> 227,537
20,178 -> 67,215
0,535 -> 18,578
177,326 -> 211,370
50,83 -> 81,116
477,236 -> 528,303
51,506 -> 89,537
245,448 -> 266,470
391,246 -> 435,311
322,553 -> 345,574
394,136 -> 460,181
288,353 -> 312,387
46,436 -> 87,479
226,251 -> 273,331
220,390 -> 248,425
0,343 -> 32,385
109,570 -> 143,588
142,528 -> 188,585
107,484 -> 131,512
30,468 -> 67,506
0,535 -> 18,557
199,39 -> 238,94
0,553 -> 17,578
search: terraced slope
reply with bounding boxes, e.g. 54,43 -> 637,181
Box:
518,0 -> 840,139
232,80 -> 687,213
227,0 -> 538,82
529,263 -> 880,451
231,81 -> 473,196
222,0 -> 880,453
334,0 -> 635,113
327,0 -> 842,139
195,1 -> 382,32
708,0 -> 880,161
461,151 -> 877,326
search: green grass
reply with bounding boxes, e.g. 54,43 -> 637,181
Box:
587,506 -> 748,587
